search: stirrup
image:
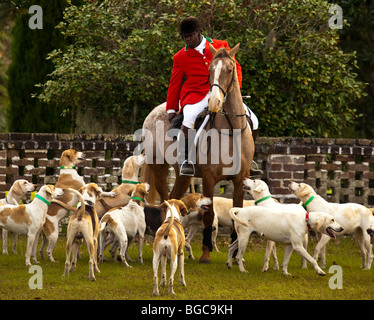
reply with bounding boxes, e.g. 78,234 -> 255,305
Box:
179,160 -> 195,176
250,160 -> 263,178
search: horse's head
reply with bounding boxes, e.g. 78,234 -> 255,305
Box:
208,43 -> 240,113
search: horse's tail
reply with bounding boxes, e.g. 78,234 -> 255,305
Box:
140,163 -> 158,205
229,207 -> 249,227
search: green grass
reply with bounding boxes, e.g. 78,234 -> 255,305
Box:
0,234 -> 374,300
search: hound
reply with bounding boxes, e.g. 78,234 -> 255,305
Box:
63,183 -> 104,281
0,185 -> 64,266
98,183 -> 150,267
95,154 -> 145,218
242,178 -> 309,271
227,205 -> 343,276
40,149 -> 86,262
152,200 -> 188,296
181,195 -> 246,259
289,181 -> 374,270
1,179 -> 37,254
145,193 -> 211,238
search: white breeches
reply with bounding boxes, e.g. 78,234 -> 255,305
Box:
182,92 -> 258,132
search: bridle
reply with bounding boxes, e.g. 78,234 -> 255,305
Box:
208,56 -> 247,134
209,56 -> 236,103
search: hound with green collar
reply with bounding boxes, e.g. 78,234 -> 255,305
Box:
1,179 -> 37,255
0,185 -> 64,266
98,183 -> 150,267
227,205 -> 343,276
242,178 -> 309,272
289,181 -> 374,270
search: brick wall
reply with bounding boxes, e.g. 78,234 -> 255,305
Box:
0,133 -> 374,206
253,137 -> 374,205
0,133 -> 137,198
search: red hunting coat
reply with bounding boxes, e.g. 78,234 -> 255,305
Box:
166,37 -> 242,113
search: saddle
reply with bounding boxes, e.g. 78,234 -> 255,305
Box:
167,107 -> 254,137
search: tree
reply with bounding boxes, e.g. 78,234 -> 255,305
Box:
7,0 -> 72,133
38,0 -> 366,137
334,0 -> 374,138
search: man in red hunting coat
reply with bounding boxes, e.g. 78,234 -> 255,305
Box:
166,16 -> 259,176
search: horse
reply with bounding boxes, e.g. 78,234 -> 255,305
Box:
140,43 -> 254,263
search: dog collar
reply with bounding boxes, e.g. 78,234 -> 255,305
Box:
302,195 -> 315,210
122,180 -> 140,185
305,212 -> 316,237
131,196 -> 144,203
35,194 -> 51,206
255,196 -> 272,205
60,166 -> 76,170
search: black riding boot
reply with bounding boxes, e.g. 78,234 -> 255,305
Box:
179,127 -> 195,176
249,129 -> 263,177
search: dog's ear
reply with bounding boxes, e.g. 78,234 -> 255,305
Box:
127,185 -> 136,196
178,201 -> 189,217
122,158 -> 134,177
65,150 -> 73,161
314,217 -> 324,233
12,180 -> 23,196
299,186 -> 312,199
140,183 -> 149,196
143,183 -> 150,195
93,184 -> 103,199
60,149 -> 73,165
181,195 -> 197,212
254,184 -> 264,193
45,185 -> 54,197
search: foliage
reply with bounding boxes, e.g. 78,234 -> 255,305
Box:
38,0 -> 182,133
6,0 -> 72,133
334,0 -> 374,138
38,0 -> 366,137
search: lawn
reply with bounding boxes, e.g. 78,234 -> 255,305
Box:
0,233 -> 374,300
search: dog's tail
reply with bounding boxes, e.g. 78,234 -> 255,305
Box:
229,208 -> 249,227
162,200 -> 174,240
67,188 -> 85,219
98,214 -> 112,232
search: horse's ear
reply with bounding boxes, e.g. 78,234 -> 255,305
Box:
209,43 -> 217,57
229,43 -> 240,58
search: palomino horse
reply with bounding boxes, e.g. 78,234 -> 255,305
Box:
141,43 -> 254,263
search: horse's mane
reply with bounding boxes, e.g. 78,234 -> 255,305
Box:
213,47 -> 231,60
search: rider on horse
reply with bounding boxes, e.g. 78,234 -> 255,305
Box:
166,16 -> 261,176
